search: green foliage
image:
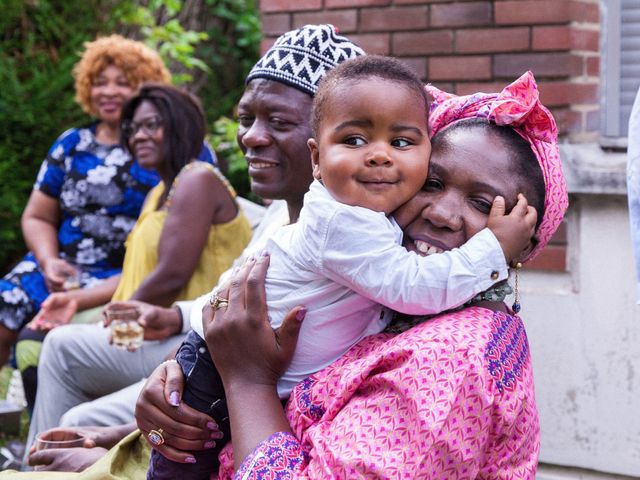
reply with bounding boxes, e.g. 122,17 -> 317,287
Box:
199,0 -> 261,118
0,0 -> 117,270
209,116 -> 256,202
114,0 -> 209,85
0,0 -> 260,271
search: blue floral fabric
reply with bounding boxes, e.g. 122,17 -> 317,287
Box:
0,122 -> 216,331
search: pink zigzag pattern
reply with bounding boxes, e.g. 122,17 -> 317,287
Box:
221,307 -> 540,479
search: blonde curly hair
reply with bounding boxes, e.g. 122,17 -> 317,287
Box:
73,34 -> 171,116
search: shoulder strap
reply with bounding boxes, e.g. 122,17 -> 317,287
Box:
164,161 -> 237,210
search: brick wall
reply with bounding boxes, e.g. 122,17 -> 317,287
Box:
260,0 -> 592,272
260,0 -> 600,143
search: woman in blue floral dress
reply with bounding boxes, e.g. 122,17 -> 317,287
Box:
0,35 -> 214,367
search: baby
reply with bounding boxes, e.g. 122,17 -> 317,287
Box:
147,56 -> 536,479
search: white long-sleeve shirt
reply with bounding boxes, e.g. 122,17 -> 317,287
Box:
189,181 -> 508,397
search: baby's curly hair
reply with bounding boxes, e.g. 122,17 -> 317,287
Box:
73,34 -> 171,116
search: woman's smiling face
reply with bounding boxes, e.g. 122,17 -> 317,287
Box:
395,126 -> 533,256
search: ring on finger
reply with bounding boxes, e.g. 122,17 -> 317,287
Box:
148,428 -> 165,446
209,293 -> 229,310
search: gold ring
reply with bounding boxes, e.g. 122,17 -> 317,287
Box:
209,293 -> 229,310
147,428 -> 165,446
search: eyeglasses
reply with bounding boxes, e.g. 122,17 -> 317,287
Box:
122,116 -> 163,138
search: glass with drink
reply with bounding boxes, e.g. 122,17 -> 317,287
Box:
56,263 -> 81,290
62,270 -> 81,290
35,431 -> 86,450
107,306 -> 143,351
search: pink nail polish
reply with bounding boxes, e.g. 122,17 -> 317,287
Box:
207,421 -> 218,430
169,391 -> 180,407
296,307 -> 307,322
204,441 -> 216,448
185,456 -> 196,464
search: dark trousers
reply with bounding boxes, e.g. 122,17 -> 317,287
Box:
147,330 -> 230,480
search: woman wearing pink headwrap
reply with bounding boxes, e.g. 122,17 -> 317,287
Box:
141,71 -> 568,479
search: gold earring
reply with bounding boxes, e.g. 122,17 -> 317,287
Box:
512,262 -> 522,313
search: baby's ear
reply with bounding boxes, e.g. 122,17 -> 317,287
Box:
308,138 -> 322,180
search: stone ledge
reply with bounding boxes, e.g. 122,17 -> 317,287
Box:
560,143 -> 627,195
537,463 -> 639,480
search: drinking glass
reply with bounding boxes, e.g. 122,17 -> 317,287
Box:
35,431 -> 86,451
107,307 -> 143,351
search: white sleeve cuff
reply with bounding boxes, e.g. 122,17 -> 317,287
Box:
174,301 -> 193,335
460,228 -> 509,286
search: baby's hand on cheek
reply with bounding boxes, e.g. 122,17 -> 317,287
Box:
392,192 -> 429,229
487,194 -> 537,264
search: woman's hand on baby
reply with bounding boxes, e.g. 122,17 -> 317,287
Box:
487,194 -> 537,264
203,252 -> 307,389
135,359 -> 222,463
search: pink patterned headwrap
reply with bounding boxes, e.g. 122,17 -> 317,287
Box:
426,71 -> 569,262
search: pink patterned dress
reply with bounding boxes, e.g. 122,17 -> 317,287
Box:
218,306 -> 540,479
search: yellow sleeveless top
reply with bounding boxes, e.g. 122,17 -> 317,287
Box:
112,162 -> 252,302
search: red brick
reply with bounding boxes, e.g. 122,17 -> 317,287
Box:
361,6 -> 428,32
456,27 -> 530,54
262,0 -> 321,13
552,108 -> 583,135
393,0 -> 451,5
396,0 -> 448,3
495,1 -> 571,25
326,0 -> 390,8
538,81 -> 598,106
429,55 -> 491,81
571,1 -> 599,23
431,2 -> 492,27
532,26 -> 571,50
533,26 -> 599,51
260,38 -> 276,54
571,29 -> 600,52
586,56 -> 600,77
455,81 -> 512,96
400,57 -> 428,81
261,13 -> 291,36
392,31 -> 453,56
550,220 -> 568,244
349,33 -> 391,55
293,10 -> 358,33
493,53 -> 583,77
525,245 -> 567,272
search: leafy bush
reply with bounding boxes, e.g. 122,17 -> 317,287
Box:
0,0 -> 116,270
0,0 -> 259,271
209,116 -> 256,201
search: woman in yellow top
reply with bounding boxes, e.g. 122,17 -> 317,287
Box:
112,83 -> 251,305
16,84 -> 252,417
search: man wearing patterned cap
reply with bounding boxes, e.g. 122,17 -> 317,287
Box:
143,23 -> 365,478
239,24 -> 364,221
22,25 -> 364,473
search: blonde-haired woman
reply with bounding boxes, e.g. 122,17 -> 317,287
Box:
0,35 -> 213,383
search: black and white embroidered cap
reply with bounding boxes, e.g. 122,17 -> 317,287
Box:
246,24 -> 365,96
